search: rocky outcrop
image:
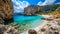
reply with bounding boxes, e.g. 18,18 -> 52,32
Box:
0,24 -> 19,34
0,0 -> 20,34
0,0 -> 13,24
38,18 -> 60,34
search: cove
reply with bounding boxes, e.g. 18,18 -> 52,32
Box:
14,15 -> 44,33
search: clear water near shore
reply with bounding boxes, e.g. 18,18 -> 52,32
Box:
14,15 -> 44,33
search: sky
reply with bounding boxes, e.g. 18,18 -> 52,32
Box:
17,0 -> 45,5
12,0 -> 60,13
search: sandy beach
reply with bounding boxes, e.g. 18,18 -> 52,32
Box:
33,15 -> 51,33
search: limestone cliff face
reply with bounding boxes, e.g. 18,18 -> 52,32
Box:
24,4 -> 60,15
24,5 -> 40,15
0,0 -> 13,24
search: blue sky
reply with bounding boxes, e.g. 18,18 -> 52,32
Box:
18,0 -> 45,5
15,0 -> 60,5
12,0 -> 60,13
55,0 -> 60,3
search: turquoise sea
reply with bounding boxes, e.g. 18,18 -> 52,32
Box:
14,15 -> 44,33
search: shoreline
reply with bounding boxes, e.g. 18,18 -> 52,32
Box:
34,20 -> 48,31
33,15 -> 52,33
20,15 -> 51,34
33,14 -> 60,34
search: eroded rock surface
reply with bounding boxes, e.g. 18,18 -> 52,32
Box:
0,24 -> 19,34
0,0 -> 13,24
38,19 -> 60,34
0,0 -> 19,34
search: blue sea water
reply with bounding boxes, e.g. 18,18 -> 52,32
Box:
14,15 -> 44,33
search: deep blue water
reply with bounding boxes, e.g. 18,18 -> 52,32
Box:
14,15 -> 44,33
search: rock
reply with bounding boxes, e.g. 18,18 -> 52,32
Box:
0,0 -> 13,24
52,13 -> 60,19
0,24 -> 6,34
0,17 -> 4,24
0,24 -> 19,34
28,29 -> 37,34
4,23 -> 19,34
53,31 -> 59,34
0,0 -> 13,19
42,18 -> 54,21
24,4 -> 60,15
55,19 -> 60,25
0,0 -> 19,34
40,28 -> 46,32
24,5 -> 40,15
38,19 -> 60,34
49,27 -> 57,31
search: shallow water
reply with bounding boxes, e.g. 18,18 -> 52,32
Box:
14,15 -> 44,33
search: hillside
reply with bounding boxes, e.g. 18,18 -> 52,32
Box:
24,4 -> 60,15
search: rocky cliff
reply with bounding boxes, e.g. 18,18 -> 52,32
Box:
0,0 -> 20,34
0,0 -> 13,24
24,5 -> 40,15
24,4 -> 60,15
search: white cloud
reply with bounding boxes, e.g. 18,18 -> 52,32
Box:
38,0 -> 56,6
37,1 -> 43,6
12,0 -> 30,13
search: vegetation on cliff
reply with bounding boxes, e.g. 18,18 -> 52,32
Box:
24,4 -> 60,15
36,4 -> 60,15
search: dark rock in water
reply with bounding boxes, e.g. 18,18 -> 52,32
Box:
0,0 -> 13,24
28,29 -> 37,34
